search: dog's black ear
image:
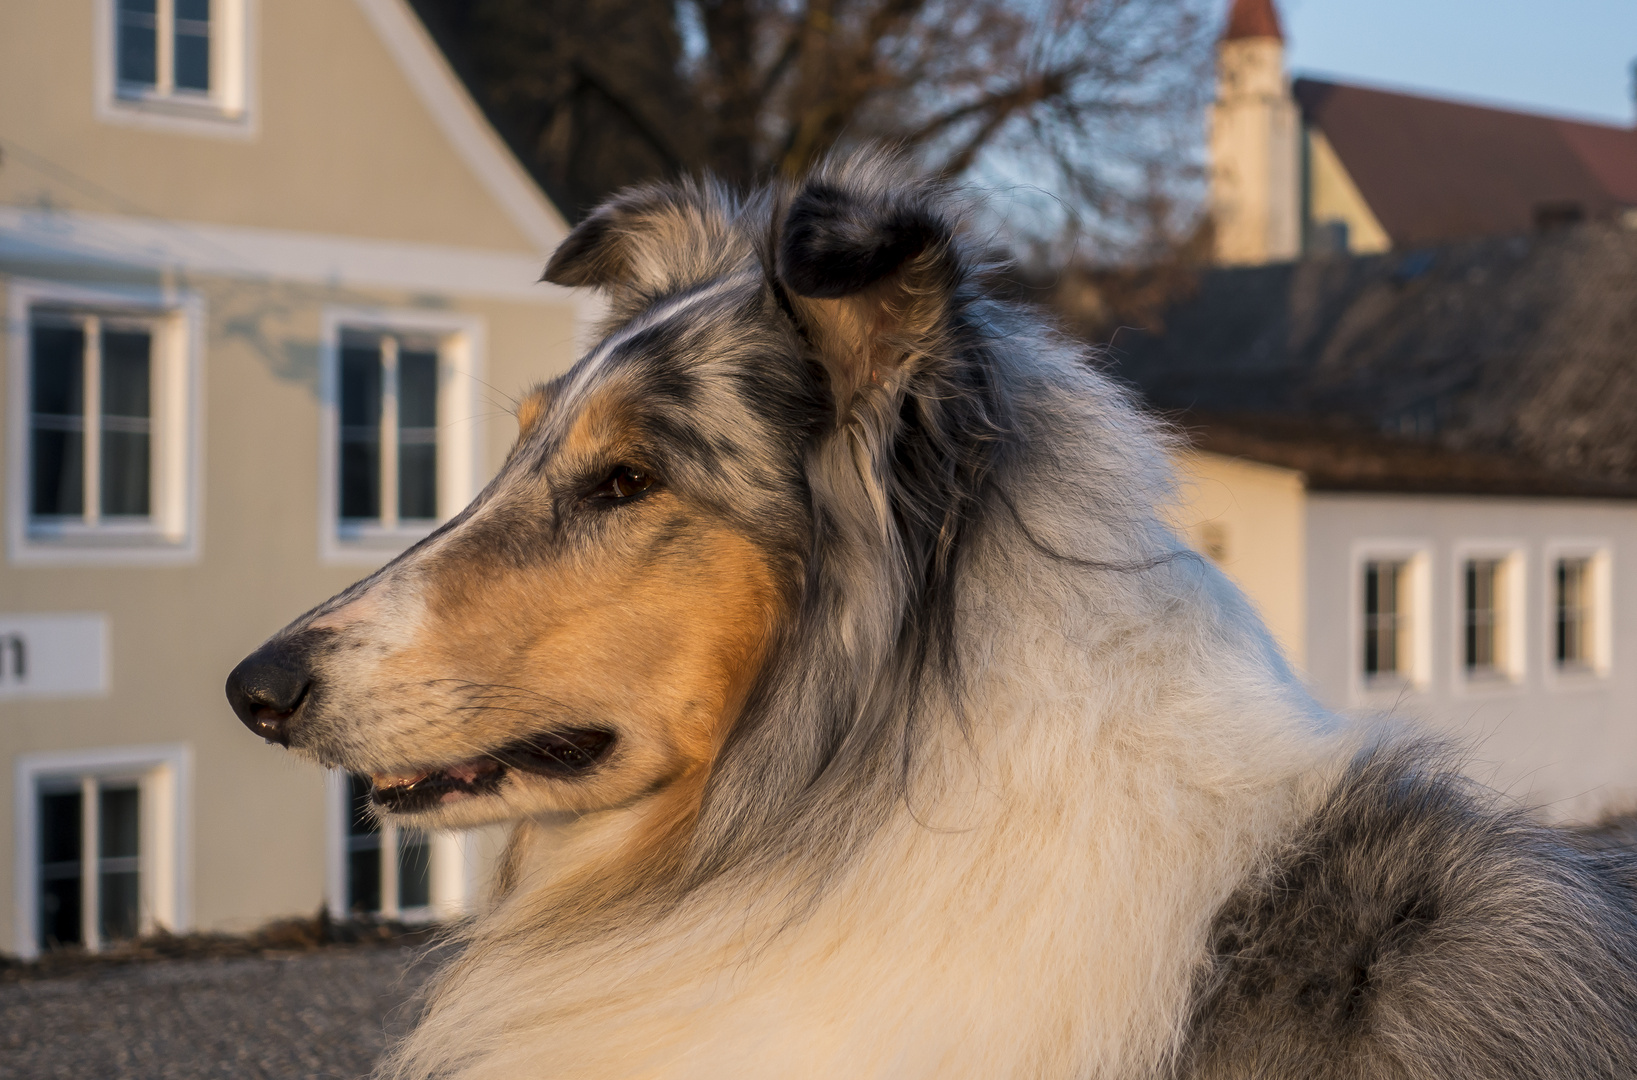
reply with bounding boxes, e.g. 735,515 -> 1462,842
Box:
542,180 -> 748,321
775,164 -> 960,407
777,183 -> 946,299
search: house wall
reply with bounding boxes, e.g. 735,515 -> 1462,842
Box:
1305,493 -> 1637,822
1303,129 -> 1392,255
0,0 -> 542,251
1169,451 -> 1307,667
0,262 -> 580,953
0,0 -> 582,956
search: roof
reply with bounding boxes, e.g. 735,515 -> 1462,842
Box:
1223,0 -> 1283,42
1107,221 -> 1637,498
1180,414 -> 1637,499
1296,78 -> 1637,248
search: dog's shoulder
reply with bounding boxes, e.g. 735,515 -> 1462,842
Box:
1177,743 -> 1637,1080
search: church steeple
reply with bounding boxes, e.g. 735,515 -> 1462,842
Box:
1210,0 -> 1300,264
1223,0 -> 1284,43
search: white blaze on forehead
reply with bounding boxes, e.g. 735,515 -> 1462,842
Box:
558,275 -> 753,417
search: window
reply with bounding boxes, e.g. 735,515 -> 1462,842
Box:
1460,552 -> 1521,683
339,332 -> 441,530
15,745 -> 190,959
8,284 -> 200,565
343,774 -> 432,918
36,781 -> 141,950
1363,560 -> 1411,679
320,310 -> 483,564
1556,557 -> 1592,669
99,0 -> 251,135
1464,559 -> 1504,674
327,773 -> 468,922
1551,551 -> 1609,677
30,311 -> 156,525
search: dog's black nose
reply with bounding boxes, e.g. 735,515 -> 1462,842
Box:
226,645 -> 313,746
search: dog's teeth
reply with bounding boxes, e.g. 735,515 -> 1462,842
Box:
372,769 -> 431,789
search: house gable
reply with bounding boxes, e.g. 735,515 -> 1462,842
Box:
0,0 -> 566,254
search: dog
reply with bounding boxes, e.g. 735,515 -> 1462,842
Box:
227,153 -> 1637,1079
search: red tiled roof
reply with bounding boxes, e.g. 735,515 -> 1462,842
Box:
1296,78 -> 1637,247
1223,0 -> 1283,42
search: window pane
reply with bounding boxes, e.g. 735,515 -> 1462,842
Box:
397,348 -> 439,520
399,832 -> 432,910
1465,560 -> 1499,671
346,775 -> 381,915
100,786 -> 140,860
1557,559 -> 1591,667
398,349 -> 438,428
340,342 -> 383,521
38,791 -> 83,949
31,324 -> 87,519
102,329 -> 153,517
32,324 -> 85,415
100,871 -> 141,942
1364,561 -> 1402,676
117,0 -> 159,88
32,430 -> 85,518
98,784 -> 142,942
101,330 -> 151,418
174,0 -> 211,93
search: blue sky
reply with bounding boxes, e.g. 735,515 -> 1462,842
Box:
1282,0 -> 1637,125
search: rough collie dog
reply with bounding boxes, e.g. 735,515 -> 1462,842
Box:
227,154 -> 1637,1079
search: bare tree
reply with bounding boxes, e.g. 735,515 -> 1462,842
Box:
412,0 -> 1216,254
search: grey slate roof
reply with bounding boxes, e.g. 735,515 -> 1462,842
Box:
1107,221 -> 1637,496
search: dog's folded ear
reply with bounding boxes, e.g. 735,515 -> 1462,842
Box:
542,181 -> 748,322
775,166 -> 960,408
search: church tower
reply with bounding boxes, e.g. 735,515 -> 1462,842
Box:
1209,0 -> 1300,265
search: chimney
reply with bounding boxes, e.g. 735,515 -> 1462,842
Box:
1209,0 -> 1301,265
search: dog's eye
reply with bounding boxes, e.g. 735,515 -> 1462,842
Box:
591,465 -> 656,501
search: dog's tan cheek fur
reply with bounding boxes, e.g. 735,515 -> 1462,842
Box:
389,515 -> 782,825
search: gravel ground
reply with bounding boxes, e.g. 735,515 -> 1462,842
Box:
0,945 -> 439,1080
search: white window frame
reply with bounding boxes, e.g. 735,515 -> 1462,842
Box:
324,770 -> 473,923
1452,543 -> 1526,693
1351,542 -> 1432,700
1544,541 -> 1612,685
6,278 -> 204,567
93,0 -> 257,139
13,743 -> 192,960
319,307 -> 485,566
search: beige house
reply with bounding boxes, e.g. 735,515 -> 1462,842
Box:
0,0 -> 586,958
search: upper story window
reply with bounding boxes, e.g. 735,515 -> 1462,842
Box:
7,282 -> 202,566
340,332 -> 441,530
99,0 -> 252,136
319,309 -> 484,564
1460,553 -> 1521,684
1555,557 -> 1592,669
1363,559 -> 1410,680
1551,551 -> 1609,678
1463,558 -> 1504,674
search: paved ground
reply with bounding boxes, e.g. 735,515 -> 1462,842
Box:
0,945 -> 438,1079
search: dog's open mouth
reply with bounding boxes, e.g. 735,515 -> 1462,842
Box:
369,728 -> 616,813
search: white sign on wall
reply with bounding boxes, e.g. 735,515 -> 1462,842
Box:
0,614 -> 109,700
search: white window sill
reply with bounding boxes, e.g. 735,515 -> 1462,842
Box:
15,521 -> 196,567
1456,669 -> 1524,697
323,523 -> 438,566
99,91 -> 255,140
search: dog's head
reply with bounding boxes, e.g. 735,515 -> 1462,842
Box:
226,157 -> 987,838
